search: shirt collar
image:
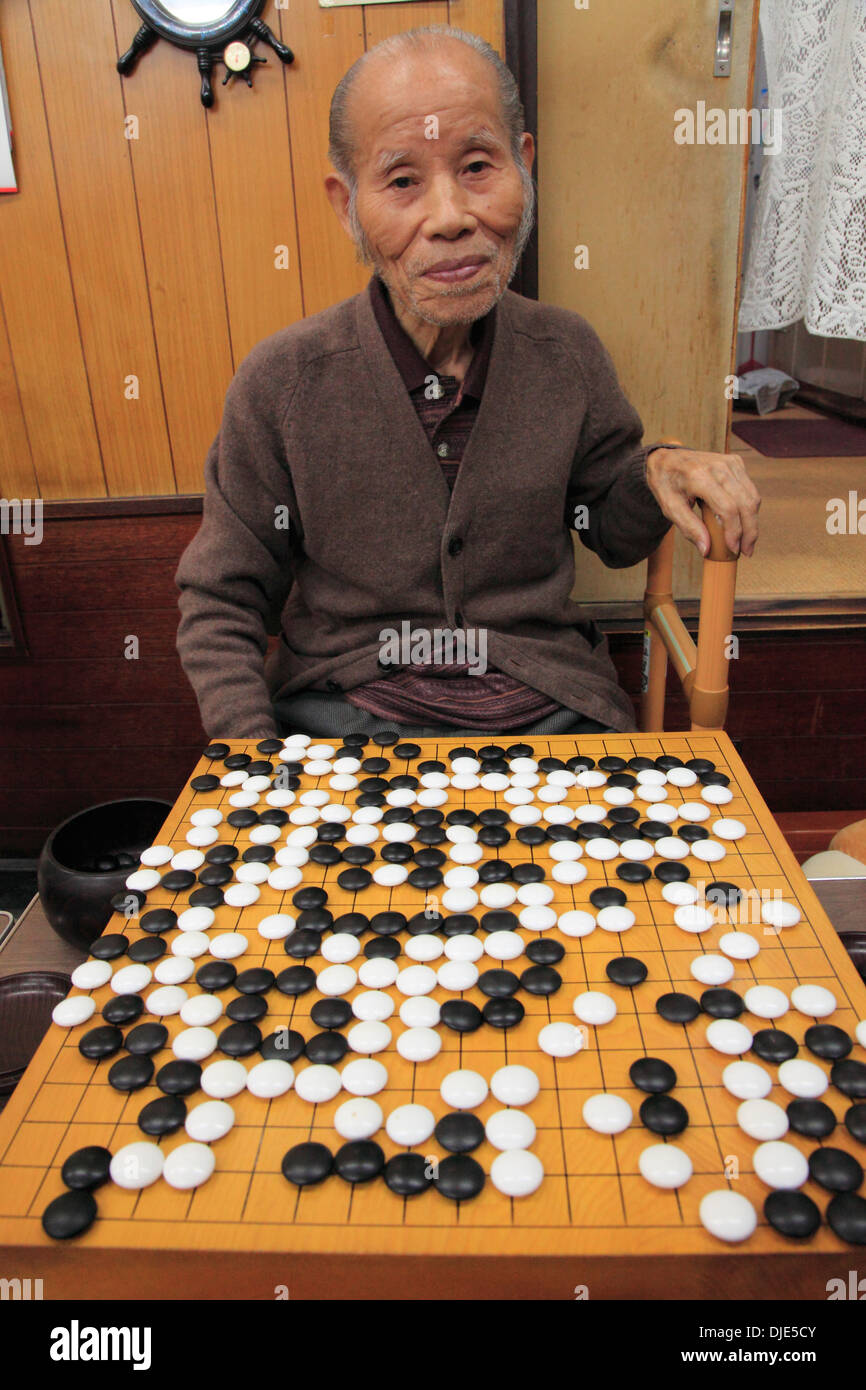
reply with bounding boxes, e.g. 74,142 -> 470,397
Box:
368,272 -> 495,400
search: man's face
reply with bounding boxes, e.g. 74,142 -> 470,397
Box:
333,45 -> 534,326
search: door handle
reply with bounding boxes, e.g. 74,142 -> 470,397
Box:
715,0 -> 734,77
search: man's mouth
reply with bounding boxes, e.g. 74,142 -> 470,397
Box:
421,257 -> 489,283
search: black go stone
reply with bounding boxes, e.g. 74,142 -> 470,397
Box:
435,1113 -> 485,1154
526,938 -> 565,965
506,743 -> 534,759
256,738 -> 283,754
311,998 -> 352,1030
417,759 -> 445,774
206,844 -> 238,864
297,910 -> 334,933
275,966 -> 316,996
61,1145 -> 112,1191
111,888 -> 145,914
388,776 -> 418,792
752,1028 -> 798,1064
764,1190 -> 821,1240
805,1024 -> 852,1060
442,914 -> 478,937
481,910 -> 518,934
567,755 -> 595,772
826,1193 -> 866,1245
520,965 -> 562,996
334,1141 -> 385,1184
226,810 -> 257,830
284,929 -> 321,958
408,868 -> 443,890
42,1190 -> 97,1241
414,809 -> 444,827
640,821 -> 670,841
630,1057 -> 677,1093
394,742 -> 421,760
435,1154 -> 485,1201
343,733 -> 368,748
78,1025 -> 123,1061
383,807 -> 412,825
108,1055 -> 154,1092
686,758 -> 715,776
700,988 -> 744,1018
590,886 -> 627,910
333,912 -> 369,936
627,757 -> 656,772
218,1022 -> 262,1057
513,864 -> 545,886
609,806 -> 640,824
370,911 -> 406,936
124,1022 -> 169,1056
655,755 -> 683,771
156,1060 -> 202,1096
160,870 -> 198,893
446,809 -> 477,827
408,910 -> 443,932
611,825 -> 642,843
482,997 -> 525,1030
478,969 -> 520,998
90,935 -> 127,960
191,774 -> 220,792
235,967 -> 275,995
415,828 -> 446,847
244,760 -> 273,776
478,826 -> 510,849
196,961 -> 237,991
187,886 -> 224,910
384,1153 -> 433,1197
364,937 -> 401,960
607,772 -> 636,789
705,881 -> 743,909
809,1147 -> 864,1193
361,757 -> 390,774
243,845 -> 275,864
786,1099 -> 836,1139
293,886 -> 328,911
102,994 -> 144,1025
381,843 -> 414,864
261,1029 -> 304,1063
477,861 -> 511,885
478,808 -> 509,827
606,956 -> 648,987
341,847 -> 376,866
479,744 -> 505,760
440,1000 -> 483,1033
617,863 -> 652,884
656,993 -> 701,1024
359,778 -> 388,795
223,753 -> 251,770
226,994 -> 268,1023
139,908 -> 177,935
679,825 -> 709,843
198,865 -> 233,888
701,771 -> 730,787
598,755 -> 627,772
640,1094 -> 689,1135
305,1032 -> 348,1065
516,826 -> 547,847
310,845 -> 342,868
654,862 -> 690,883
203,743 -> 230,760
831,1059 -> 866,1099
281,1142 -> 333,1188
846,1104 -> 866,1144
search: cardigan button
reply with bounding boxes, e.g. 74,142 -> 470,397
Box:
326,679 -> 342,693
447,536 -> 463,557
454,611 -> 465,628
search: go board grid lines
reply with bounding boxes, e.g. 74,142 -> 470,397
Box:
0,733 -> 864,1260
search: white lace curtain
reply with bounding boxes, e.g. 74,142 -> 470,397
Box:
738,0 -> 866,341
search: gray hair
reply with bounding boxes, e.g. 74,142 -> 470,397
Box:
328,25 -> 535,263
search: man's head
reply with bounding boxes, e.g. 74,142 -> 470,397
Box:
325,25 -> 535,328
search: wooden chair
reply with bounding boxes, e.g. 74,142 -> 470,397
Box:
640,439 -> 739,732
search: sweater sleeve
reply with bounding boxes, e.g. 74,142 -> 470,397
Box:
175,355 -> 300,739
566,321 -> 672,570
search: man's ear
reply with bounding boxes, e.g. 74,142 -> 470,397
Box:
519,132 -> 535,178
324,173 -> 353,238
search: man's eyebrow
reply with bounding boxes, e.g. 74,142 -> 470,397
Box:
372,129 -> 507,179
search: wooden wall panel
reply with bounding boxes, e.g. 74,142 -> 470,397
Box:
0,1 -> 504,502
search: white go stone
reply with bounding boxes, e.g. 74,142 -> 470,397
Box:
504,788 -> 533,806
201,1059 -> 249,1099
399,996 -> 440,1027
126,867 -> 163,889
518,906 -> 557,932
444,934 -> 483,962
448,845 -> 482,866
190,808 -> 223,827
490,1065 -> 539,1106
722,1060 -> 772,1100
674,904 -> 716,933
542,805 -> 575,825
577,770 -> 607,789
549,841 -> 583,862
490,1149 -> 544,1198
517,882 -> 554,906
246,1059 -> 295,1098
558,910 -> 596,938
690,953 -> 735,985
172,1026 -> 217,1062
702,784 -> 733,805
71,960 -> 113,991
405,935 -> 443,962
386,1104 -> 435,1147
140,844 -> 173,867
677,802 -> 710,822
171,849 -> 205,871
446,825 -> 477,844
177,905 -> 216,932
397,1027 -> 442,1063
209,933 -> 248,960
662,882 -> 699,906
573,991 -> 616,1026
180,994 -> 222,1027
603,786 -> 634,806
185,1100 -> 234,1143
480,883 -> 518,908
451,774 -> 480,791
373,864 -> 408,887
346,1020 -> 392,1054
636,769 -> 667,787
111,963 -> 152,995
857,1020 -> 866,1048
346,825 -> 378,846
719,931 -> 760,960
538,1022 -> 585,1057
184,829 -> 218,850
753,1140 -> 809,1190
552,861 -> 588,884
737,1097 -> 789,1141
777,1058 -> 829,1099
691,839 -> 727,863
352,806 -> 382,824
575,803 -> 607,823
667,767 -> 698,787
437,960 -> 478,991
220,772 -> 247,787
249,824 -> 280,845
146,985 -> 187,1017
699,1190 -> 757,1243
440,1069 -> 488,1110
358,958 -> 399,989
547,770 -> 577,788
256,914 -> 296,941
706,1018 -> 753,1055
110,1141 -> 164,1190
155,956 -> 194,985
223,883 -> 260,907
286,826 -> 318,847
655,836 -> 690,860
582,1093 -> 632,1134
235,863 -> 269,885
275,845 -> 309,866
510,804 -> 542,825
341,1058 -> 388,1096
267,868 -> 303,892
352,991 -> 394,1022
396,965 -> 437,997
480,773 -> 510,791
791,984 -> 836,1018
294,1064 -> 342,1104
712,818 -> 746,840
510,757 -> 537,773
385,788 -> 416,808
597,906 -> 635,933
760,899 -> 802,930
316,964 -> 357,996
334,1097 -> 383,1141
646,800 -> 677,821
484,930 -> 524,960
52,996 -> 96,1027
321,934 -> 361,964
486,1109 -> 537,1151
638,1144 -> 693,1189
584,838 -> 619,860
743,985 -> 788,1019
618,839 -> 654,862
443,866 -> 479,888
441,888 -> 478,912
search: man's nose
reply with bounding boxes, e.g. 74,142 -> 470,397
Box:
421,173 -> 476,238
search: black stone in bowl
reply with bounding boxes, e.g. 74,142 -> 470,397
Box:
38,799 -> 173,950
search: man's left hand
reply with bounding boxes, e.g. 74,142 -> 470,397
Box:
645,447 -> 761,558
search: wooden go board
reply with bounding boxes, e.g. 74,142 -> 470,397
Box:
1,731 -> 865,1302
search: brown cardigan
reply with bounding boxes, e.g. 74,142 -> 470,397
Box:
175,276 -> 671,738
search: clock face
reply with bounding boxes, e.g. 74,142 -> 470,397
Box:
223,41 -> 251,73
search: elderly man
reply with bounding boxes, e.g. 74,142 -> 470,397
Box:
175,25 -> 759,740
